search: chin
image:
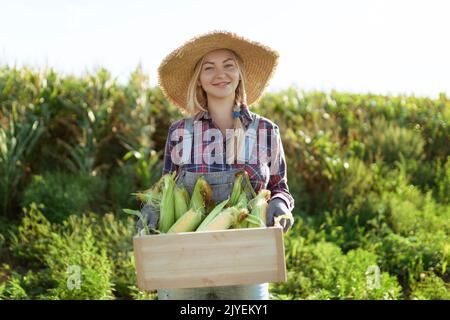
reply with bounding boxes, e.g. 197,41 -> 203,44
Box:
207,90 -> 233,99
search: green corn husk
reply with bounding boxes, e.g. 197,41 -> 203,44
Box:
247,189 -> 271,228
232,192 -> 250,229
200,206 -> 249,231
123,209 -> 150,235
229,172 -> 244,206
190,176 -> 213,214
131,173 -> 165,208
158,171 -> 177,233
174,186 -> 190,220
196,197 -> 229,231
167,208 -> 204,233
242,170 -> 257,200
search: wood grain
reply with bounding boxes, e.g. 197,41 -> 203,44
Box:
133,227 -> 287,290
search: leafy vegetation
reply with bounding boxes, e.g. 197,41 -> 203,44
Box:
0,66 -> 448,299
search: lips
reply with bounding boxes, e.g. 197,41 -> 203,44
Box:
213,82 -> 230,88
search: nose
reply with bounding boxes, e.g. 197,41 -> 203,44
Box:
214,69 -> 229,80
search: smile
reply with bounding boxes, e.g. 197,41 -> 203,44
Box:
213,82 -> 230,88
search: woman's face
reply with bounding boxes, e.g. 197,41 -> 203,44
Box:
198,49 -> 240,101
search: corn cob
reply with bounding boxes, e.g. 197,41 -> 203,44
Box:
232,192 -> 250,228
131,173 -> 165,207
247,189 -> 271,228
229,172 -> 244,206
174,186 -> 190,220
196,198 -> 229,231
167,208 -> 203,233
200,207 -> 249,231
158,171 -> 177,233
190,176 -> 213,214
242,170 -> 257,199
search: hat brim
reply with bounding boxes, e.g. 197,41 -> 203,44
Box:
157,30 -> 279,111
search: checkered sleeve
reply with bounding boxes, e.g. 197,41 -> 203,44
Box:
267,125 -> 295,212
162,120 -> 183,176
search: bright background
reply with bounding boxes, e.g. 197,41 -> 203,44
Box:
1,0 -> 449,98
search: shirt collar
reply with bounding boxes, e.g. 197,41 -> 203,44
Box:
193,104 -> 254,128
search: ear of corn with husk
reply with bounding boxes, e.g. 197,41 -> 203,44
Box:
199,206 -> 249,231
228,172 -> 244,206
248,189 -> 270,228
158,171 -> 177,233
126,170 -> 275,235
167,208 -> 204,233
196,197 -> 229,231
190,176 -> 213,214
232,192 -> 250,229
131,173 -> 165,208
247,189 -> 271,228
174,186 -> 190,220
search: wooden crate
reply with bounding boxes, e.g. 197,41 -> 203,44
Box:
133,226 -> 287,290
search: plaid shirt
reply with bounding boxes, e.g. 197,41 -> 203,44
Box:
162,104 -> 294,211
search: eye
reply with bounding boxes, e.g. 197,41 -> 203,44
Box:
225,64 -> 234,68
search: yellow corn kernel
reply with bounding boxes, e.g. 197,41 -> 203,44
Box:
196,198 -> 229,231
159,172 -> 176,233
200,207 -> 248,231
174,186 -> 190,220
167,208 -> 203,233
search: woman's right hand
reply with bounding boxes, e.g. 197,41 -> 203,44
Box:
136,203 -> 160,234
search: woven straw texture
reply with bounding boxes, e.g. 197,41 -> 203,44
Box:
157,30 -> 279,111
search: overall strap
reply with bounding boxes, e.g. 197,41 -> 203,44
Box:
244,113 -> 260,163
180,116 -> 194,166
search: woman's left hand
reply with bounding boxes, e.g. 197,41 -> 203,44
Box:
267,198 -> 294,233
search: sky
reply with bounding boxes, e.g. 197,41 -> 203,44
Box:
1,0 -> 449,99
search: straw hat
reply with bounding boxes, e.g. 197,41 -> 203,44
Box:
157,30 -> 279,111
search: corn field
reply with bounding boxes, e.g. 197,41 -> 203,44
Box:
0,65 -> 449,299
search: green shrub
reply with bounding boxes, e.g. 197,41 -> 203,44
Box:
44,228 -> 114,300
20,171 -> 107,222
0,274 -> 29,299
0,264 -> 54,299
364,117 -> 425,165
8,203 -> 137,299
435,156 -> 450,204
9,203 -> 53,268
409,272 -> 450,300
273,239 -> 402,300
376,232 -> 448,289
106,166 -> 139,213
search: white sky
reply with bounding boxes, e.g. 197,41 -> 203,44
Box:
1,0 -> 449,98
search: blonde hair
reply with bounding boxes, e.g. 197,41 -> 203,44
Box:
186,49 -> 248,164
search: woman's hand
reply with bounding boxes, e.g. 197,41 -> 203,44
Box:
266,198 -> 294,233
136,203 -> 160,234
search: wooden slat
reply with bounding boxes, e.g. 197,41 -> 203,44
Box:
133,227 -> 287,290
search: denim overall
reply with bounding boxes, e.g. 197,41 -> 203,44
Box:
157,114 -> 270,300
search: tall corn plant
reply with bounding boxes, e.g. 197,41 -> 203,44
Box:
0,104 -> 44,216
54,69 -> 118,175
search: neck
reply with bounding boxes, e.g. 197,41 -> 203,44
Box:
206,94 -> 236,126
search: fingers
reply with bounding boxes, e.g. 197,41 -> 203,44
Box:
274,217 -> 290,233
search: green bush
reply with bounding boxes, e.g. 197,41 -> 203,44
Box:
44,228 -> 114,300
20,171 -> 107,222
7,202 -> 144,299
273,238 -> 402,300
364,117 -> 425,165
435,156 -> 450,204
106,166 -> 140,214
376,232 -> 448,291
409,272 -> 450,300
2,66 -> 450,300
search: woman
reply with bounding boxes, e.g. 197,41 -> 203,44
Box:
145,30 -> 295,300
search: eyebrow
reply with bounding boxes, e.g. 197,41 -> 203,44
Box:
203,58 -> 235,65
